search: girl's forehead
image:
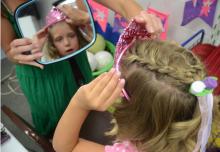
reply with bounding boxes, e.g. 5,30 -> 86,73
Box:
50,21 -> 69,29
49,21 -> 75,33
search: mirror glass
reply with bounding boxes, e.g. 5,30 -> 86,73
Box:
15,0 -> 96,64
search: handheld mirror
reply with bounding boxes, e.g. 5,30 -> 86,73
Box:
14,0 -> 96,64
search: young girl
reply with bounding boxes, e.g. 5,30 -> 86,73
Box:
52,20 -> 217,152
41,7 -> 89,62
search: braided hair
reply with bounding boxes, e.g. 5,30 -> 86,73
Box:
111,39 -> 207,152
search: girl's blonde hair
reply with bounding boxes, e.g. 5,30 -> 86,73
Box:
111,40 -> 207,152
43,22 -> 88,60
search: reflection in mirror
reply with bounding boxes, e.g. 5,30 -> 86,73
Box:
15,0 -> 95,64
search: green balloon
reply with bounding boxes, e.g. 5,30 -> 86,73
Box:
88,34 -> 106,53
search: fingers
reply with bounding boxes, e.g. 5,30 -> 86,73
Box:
103,79 -> 125,110
58,4 -> 72,15
59,4 -> 90,26
59,4 -> 75,22
31,47 -> 41,54
134,11 -> 163,38
88,72 -> 107,89
32,36 -> 46,53
150,14 -> 163,39
98,70 -> 121,103
65,18 -> 73,24
10,38 -> 32,48
12,43 -> 35,54
91,68 -> 116,96
74,68 -> 125,111
144,12 -> 162,34
9,38 -> 43,65
15,52 -> 42,62
92,69 -> 125,111
10,38 -> 37,54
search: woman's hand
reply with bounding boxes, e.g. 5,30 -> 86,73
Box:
58,4 -> 90,26
134,11 -> 163,39
73,68 -> 125,111
8,38 -> 44,69
32,28 -> 48,53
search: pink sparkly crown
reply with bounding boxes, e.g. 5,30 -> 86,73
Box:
114,19 -> 151,71
45,6 -> 67,28
114,20 -> 151,101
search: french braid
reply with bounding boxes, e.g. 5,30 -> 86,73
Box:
112,40 -> 207,152
123,40 -> 206,84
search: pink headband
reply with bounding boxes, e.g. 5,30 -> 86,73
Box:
45,6 -> 67,29
114,19 -> 151,100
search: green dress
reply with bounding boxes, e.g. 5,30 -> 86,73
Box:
2,3 -> 93,136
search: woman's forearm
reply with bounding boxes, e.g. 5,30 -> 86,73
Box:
94,0 -> 163,38
1,17 -> 16,53
2,0 -> 26,12
94,0 -> 142,20
52,97 -> 89,152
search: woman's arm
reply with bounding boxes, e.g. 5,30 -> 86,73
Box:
1,0 -> 27,52
2,0 -> 26,12
1,0 -> 43,69
94,0 -> 163,36
60,0 -> 162,38
53,69 -> 125,152
1,16 -> 17,53
94,0 -> 142,20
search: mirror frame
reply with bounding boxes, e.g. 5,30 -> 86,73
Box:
14,0 -> 96,65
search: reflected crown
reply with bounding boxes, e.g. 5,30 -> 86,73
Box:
46,6 -> 67,28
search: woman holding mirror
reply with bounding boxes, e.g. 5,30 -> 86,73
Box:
2,0 -> 92,137
1,0 -> 162,138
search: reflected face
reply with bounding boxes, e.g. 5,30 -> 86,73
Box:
50,21 -> 79,56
